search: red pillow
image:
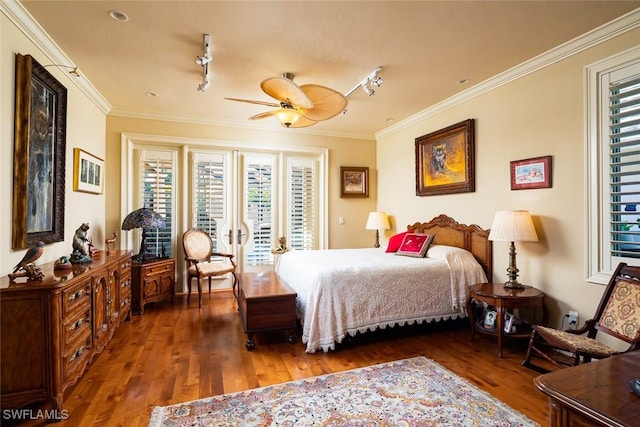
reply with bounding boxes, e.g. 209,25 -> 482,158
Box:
385,232 -> 408,253
396,233 -> 434,258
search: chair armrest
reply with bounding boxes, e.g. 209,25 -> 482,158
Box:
212,252 -> 234,259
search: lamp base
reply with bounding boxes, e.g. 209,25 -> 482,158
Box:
503,280 -> 525,289
374,230 -> 381,248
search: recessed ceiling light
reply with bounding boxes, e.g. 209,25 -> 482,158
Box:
109,10 -> 129,22
385,117 -> 394,122
457,78 -> 469,85
146,92 -> 158,97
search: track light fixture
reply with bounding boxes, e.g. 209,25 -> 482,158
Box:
196,33 -> 212,92
345,66 -> 384,98
43,64 -> 80,78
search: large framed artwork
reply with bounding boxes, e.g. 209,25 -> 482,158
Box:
12,54 -> 67,249
415,119 -> 475,196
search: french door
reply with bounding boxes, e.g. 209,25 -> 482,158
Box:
190,148 -> 324,276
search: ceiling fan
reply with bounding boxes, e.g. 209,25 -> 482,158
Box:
225,73 -> 348,128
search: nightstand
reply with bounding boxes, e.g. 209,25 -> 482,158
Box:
466,282 -> 546,357
131,258 -> 175,314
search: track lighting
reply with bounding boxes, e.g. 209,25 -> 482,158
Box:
43,64 -> 80,78
345,66 -> 384,98
195,33 -> 212,92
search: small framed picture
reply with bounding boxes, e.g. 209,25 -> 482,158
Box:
504,312 -> 515,333
340,166 -> 369,198
484,310 -> 497,329
73,148 -> 104,194
510,155 -> 552,190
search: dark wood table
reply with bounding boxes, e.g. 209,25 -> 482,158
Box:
534,351 -> 640,427
466,283 -> 546,357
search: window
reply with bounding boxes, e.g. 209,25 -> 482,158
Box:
287,157 -> 318,250
192,152 -> 228,252
587,47 -> 640,283
137,149 -> 176,258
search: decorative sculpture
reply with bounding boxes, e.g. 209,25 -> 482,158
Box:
271,236 -> 289,254
105,229 -> 117,253
70,223 -> 93,264
8,241 -> 45,281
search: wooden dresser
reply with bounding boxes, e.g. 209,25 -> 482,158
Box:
131,257 -> 175,314
0,250 -> 132,414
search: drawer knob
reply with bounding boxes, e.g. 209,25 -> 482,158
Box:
70,346 -> 84,361
69,290 -> 85,300
70,318 -> 84,330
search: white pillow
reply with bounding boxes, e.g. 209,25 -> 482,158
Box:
426,244 -> 474,262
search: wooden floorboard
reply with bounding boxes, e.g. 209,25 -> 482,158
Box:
7,291 -> 551,426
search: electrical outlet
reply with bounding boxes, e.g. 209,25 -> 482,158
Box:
568,311 -> 579,327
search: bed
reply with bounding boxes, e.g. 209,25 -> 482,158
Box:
275,214 -> 493,353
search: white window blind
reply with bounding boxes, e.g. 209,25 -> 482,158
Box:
192,152 -> 227,252
610,73 -> 640,258
138,150 -> 175,258
245,156 -> 274,266
288,158 -> 317,250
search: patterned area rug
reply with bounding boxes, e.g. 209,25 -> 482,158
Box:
148,356 -> 539,426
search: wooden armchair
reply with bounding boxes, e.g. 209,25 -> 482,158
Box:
182,228 -> 238,308
522,262 -> 640,373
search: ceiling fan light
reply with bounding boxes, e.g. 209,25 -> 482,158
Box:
276,109 -> 302,128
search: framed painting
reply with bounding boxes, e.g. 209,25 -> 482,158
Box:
415,119 -> 475,196
340,166 -> 369,198
73,148 -> 104,194
510,155 -> 552,190
12,53 -> 67,249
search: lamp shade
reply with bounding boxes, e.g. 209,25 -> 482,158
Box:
488,210 -> 538,242
275,108 -> 302,128
366,212 -> 390,230
121,208 -> 166,230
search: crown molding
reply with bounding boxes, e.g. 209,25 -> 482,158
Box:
376,7 -> 640,140
2,0 -> 112,114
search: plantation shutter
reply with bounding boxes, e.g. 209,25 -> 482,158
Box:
138,149 -> 175,258
609,70 -> 640,259
288,157 -> 317,250
192,152 -> 227,252
245,155 -> 275,266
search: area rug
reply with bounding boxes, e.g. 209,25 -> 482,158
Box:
148,356 -> 539,426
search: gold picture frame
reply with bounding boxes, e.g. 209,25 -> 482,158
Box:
12,54 -> 67,249
415,119 -> 475,196
340,166 -> 369,198
73,148 -> 104,194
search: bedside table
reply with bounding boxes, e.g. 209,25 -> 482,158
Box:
466,283 -> 546,357
131,258 -> 175,314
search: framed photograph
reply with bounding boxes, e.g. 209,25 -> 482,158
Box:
340,166 -> 369,198
12,53 -> 67,249
415,119 -> 475,196
73,148 -> 104,194
510,155 -> 552,190
484,309 -> 497,329
504,312 -> 515,334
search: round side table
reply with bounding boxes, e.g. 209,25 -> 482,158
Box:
466,282 -> 546,358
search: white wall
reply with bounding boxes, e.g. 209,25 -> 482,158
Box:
1,12 -> 107,275
376,25 -> 640,347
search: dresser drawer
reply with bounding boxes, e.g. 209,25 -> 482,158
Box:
62,331 -> 92,384
141,262 -> 173,277
61,277 -> 92,316
62,306 -> 91,346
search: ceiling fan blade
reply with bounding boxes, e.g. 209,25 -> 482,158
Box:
224,97 -> 280,108
299,84 -> 348,121
248,111 -> 276,120
261,76 -> 313,109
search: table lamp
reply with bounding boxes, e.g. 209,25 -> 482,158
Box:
488,210 -> 538,288
122,208 -> 167,262
366,212 -> 390,248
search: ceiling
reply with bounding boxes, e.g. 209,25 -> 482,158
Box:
17,1 -> 640,139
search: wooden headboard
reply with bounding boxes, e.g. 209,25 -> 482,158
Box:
407,214 -> 492,281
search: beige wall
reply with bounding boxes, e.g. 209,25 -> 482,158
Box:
376,28 -> 640,346
1,13 -> 107,275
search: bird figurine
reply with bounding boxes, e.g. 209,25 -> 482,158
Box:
13,241 -> 45,273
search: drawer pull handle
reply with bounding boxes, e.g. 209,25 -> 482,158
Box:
70,346 -> 84,361
69,290 -> 85,300
70,318 -> 84,330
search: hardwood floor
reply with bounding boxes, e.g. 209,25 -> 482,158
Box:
8,291 -> 550,426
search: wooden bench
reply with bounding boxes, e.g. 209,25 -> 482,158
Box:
237,271 -> 297,350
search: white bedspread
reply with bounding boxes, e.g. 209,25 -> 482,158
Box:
275,245 -> 488,353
